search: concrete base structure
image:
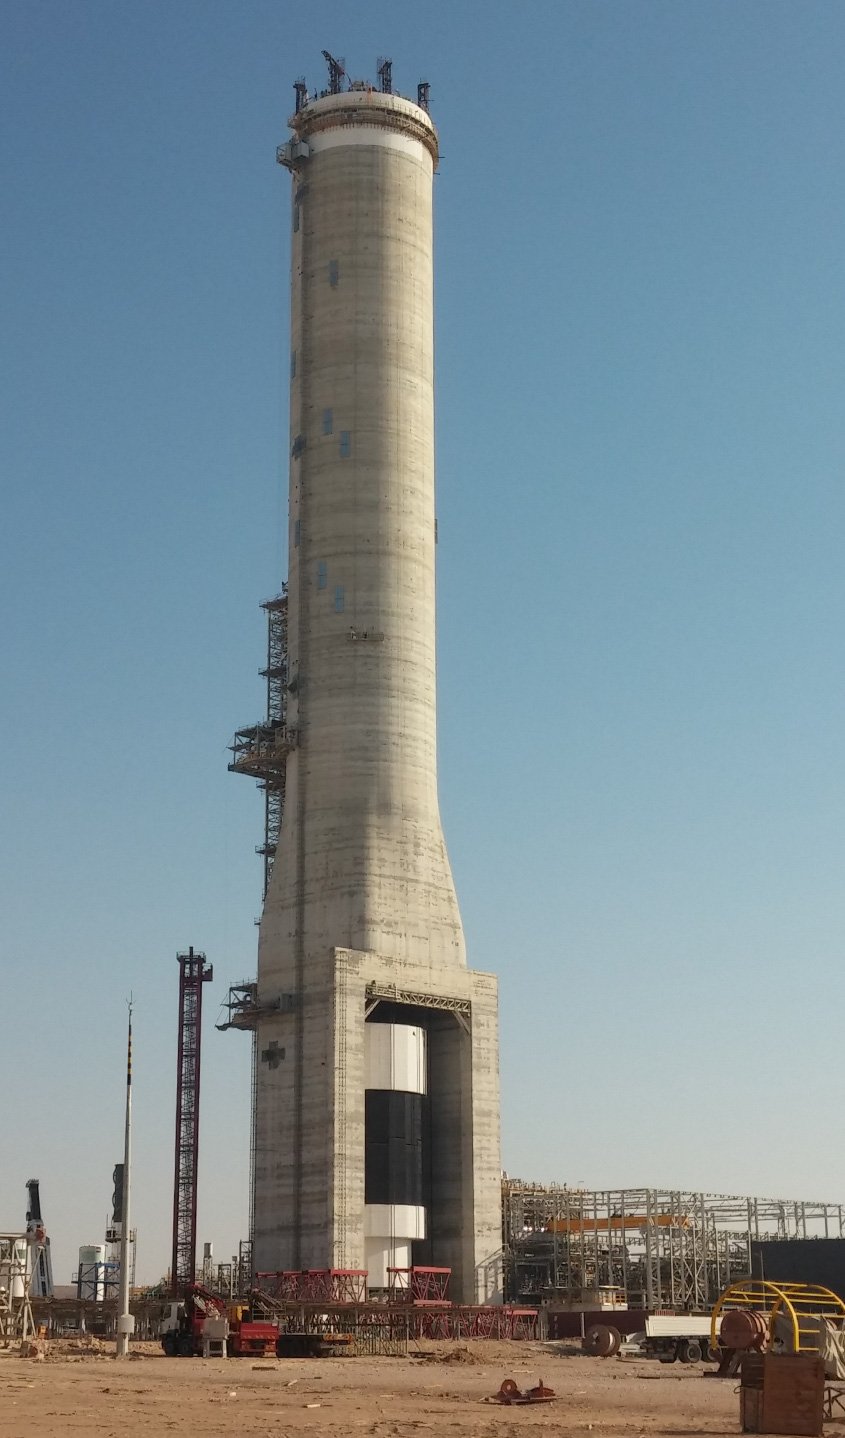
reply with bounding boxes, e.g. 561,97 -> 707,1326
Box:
254,948 -> 501,1303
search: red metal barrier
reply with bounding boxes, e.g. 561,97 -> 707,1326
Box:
254,1268 -> 537,1342
508,1307 -> 540,1339
416,1308 -> 454,1339
256,1271 -> 299,1301
256,1269 -> 368,1303
407,1304 -> 538,1340
388,1266 -> 451,1304
302,1269 -> 368,1303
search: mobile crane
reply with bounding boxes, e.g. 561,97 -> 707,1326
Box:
160,1282 -> 278,1357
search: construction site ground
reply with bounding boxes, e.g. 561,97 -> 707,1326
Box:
0,1338 -> 747,1437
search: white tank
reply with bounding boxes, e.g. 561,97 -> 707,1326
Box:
78,1244 -> 106,1301
364,1023 -> 427,1289
365,1022 -> 427,1095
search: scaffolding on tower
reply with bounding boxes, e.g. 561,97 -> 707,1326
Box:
222,589 -> 293,1266
228,589 -> 292,899
171,947 -> 213,1298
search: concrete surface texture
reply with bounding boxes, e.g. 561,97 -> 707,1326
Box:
252,85 -> 501,1298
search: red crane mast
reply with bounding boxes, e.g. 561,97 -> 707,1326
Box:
171,947 -> 213,1297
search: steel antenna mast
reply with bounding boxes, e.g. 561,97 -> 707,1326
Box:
115,998 -> 135,1357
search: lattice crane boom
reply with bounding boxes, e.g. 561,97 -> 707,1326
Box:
171,947 -> 213,1298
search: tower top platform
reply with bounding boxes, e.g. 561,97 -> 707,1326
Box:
290,89 -> 439,165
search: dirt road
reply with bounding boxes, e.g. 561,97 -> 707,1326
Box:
0,1340 -> 740,1437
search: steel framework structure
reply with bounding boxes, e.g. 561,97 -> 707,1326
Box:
253,1290 -> 410,1354
503,1179 -> 845,1311
171,947 -> 213,1297
388,1266 -> 451,1304
250,1288 -> 537,1344
75,1259 -> 119,1301
256,1269 -> 369,1303
237,1238 -> 253,1297
0,1233 -> 37,1345
215,1262 -> 234,1298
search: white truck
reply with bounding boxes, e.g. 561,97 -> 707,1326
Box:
628,1314 -> 718,1363
584,1313 -> 719,1363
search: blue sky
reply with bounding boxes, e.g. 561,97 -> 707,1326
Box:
3,1 -> 845,1283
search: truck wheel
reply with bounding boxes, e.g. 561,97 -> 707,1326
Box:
176,1332 -> 194,1357
679,1340 -> 702,1364
583,1324 -> 621,1358
161,1332 -> 176,1357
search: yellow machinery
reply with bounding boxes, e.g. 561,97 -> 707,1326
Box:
711,1280 -> 845,1356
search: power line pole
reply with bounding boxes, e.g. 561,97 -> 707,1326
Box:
115,1000 -> 135,1357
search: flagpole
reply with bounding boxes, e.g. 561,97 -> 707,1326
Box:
116,999 -> 135,1357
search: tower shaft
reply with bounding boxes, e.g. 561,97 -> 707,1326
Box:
275,92 -> 461,970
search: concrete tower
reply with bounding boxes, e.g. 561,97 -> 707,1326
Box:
248,62 -> 500,1303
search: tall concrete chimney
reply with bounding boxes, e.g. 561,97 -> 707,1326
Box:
251,69 -> 501,1303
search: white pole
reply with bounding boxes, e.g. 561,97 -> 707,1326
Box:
115,1000 -> 135,1357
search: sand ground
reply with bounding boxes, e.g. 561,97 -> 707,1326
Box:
0,1339 -> 748,1437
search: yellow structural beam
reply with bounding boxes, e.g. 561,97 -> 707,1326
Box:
546,1213 -> 689,1234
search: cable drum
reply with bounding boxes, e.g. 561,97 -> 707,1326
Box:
720,1308 -> 769,1352
583,1324 -> 622,1357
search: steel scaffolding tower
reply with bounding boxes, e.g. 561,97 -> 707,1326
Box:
0,1233 -> 38,1345
171,947 -> 213,1297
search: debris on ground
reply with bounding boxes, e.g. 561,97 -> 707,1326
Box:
487,1377 -> 556,1404
417,1346 -> 484,1365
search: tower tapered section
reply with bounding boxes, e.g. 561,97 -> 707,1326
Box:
252,76 -> 501,1303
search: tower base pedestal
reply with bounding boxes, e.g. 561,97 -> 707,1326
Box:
253,947 -> 501,1304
